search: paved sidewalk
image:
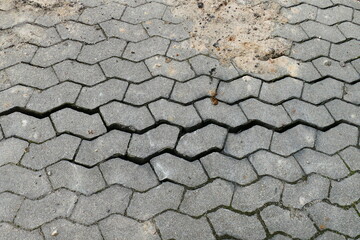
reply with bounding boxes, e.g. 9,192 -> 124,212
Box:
0,0 -> 359,239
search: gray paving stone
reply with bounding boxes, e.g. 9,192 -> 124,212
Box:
0,223 -> 42,240
0,1 -> 14,10
0,44 -> 37,70
100,102 -> 155,131
272,23 -> 309,42
162,7 -> 184,24
232,176 -> 283,212
176,124 -> 227,158
307,202 -> 360,238
75,130 -> 131,167
332,0 -> 360,9
326,99 -> 360,125
99,214 -> 160,240
355,10 -> 360,24
0,137 -> 28,166
26,82 -> 81,113
100,58 -> 152,83
149,99 -> 201,128
217,76 -> 261,103
331,40 -> 360,62
155,211 -> 215,240
271,125 -> 316,156
70,186 -> 132,225
313,57 -> 360,82
0,113 -> 56,143
317,5 -> 353,25
42,219 -> 103,240
200,152 -> 257,185
339,22 -> 360,40
290,39 -> 330,61
225,126 -> 272,159
302,78 -> 344,104
0,192 -> 23,222
51,108 -> 106,139
301,21 -> 346,43
76,79 -> 128,109
77,38 -> 127,64
100,20 -> 149,42
143,19 -> 190,41
127,182 -> 184,220
123,36 -> 170,61
281,4 -> 317,23
11,24 -> 61,47
0,70 -> 11,91
34,10 -> 80,28
124,76 -> 174,105
22,134 -> 81,170
122,2 -> 166,24
259,77 -> 303,104
56,21 -> 105,44
15,189 -> 77,229
241,99 -> 292,128
151,153 -> 208,187
100,158 -> 159,191
316,123 -> 358,154
78,2 -> 126,24
283,99 -> 335,127
208,208 -> 266,240
282,174 -> 330,208
261,205 -> 317,239
249,150 -> 304,182
167,39 -> 205,60
107,0 -> 147,7
301,0 -> 334,8
179,179 -> 233,216
315,232 -> 347,240
31,40 -> 82,67
330,173 -> 360,206
339,146 -> 360,171
344,82 -> 360,104
295,148 -> 349,179
270,235 -> 292,240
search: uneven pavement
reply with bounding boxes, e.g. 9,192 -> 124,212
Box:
0,0 -> 360,239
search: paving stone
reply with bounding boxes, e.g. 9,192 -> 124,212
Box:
100,58 -> 152,83
149,99 -> 201,128
123,37 -> 170,62
338,22 -> 360,39
15,189 -> 77,229
76,79 -> 128,109
302,78 -> 343,104
48,161 -> 106,195
195,98 -> 247,127
99,214 -> 160,240
225,126 -> 272,159
151,153 -> 208,187
307,202 -> 360,238
5,63 -> 58,89
344,82 -> 360,104
316,123 -> 358,154
78,2 -> 126,24
315,232 -> 347,240
217,76 -> 262,103
282,174 -> 330,208
290,39 -> 330,61
176,124 -> 227,158
295,148 -> 349,179
122,2 -> 166,24
56,21 -> 105,44
77,38 -> 127,64
22,134 -> 81,170
51,108 -> 106,139
0,223 -> 42,240
179,179 -> 233,216
283,99 -> 335,127
317,5 -> 353,25
259,77 -> 303,104
208,208 -> 266,240
42,219 -> 103,240
31,40 -> 82,67
249,150 -> 304,182
330,173 -> 360,206
330,40 -> 360,62
100,20 -> 149,42
272,23 -> 309,42
11,24 -> 61,47
232,176 -> 283,212
339,146 -> 360,171
155,211 -> 215,240
301,21 -> 346,43
127,182 -> 184,220
271,125 -> 316,156
241,99 -> 292,128
261,205 -> 317,239
355,10 -> 360,23
167,39 -> 205,60
124,76 -> 174,105
70,186 -> 132,225
281,4 -> 317,23
143,19 -> 190,41
0,70 -> 11,91
106,0 -> 147,7
0,137 -> 28,166
332,0 -> 360,8
0,113 -> 56,143
326,99 -> 360,125
0,192 -> 23,222
100,158 -> 159,191
270,235 -> 292,240
313,57 -> 360,82
26,82 -> 81,113
75,130 -> 131,167
100,102 -> 155,131
301,0 -> 334,8
162,6 -> 184,24
0,44 -> 37,70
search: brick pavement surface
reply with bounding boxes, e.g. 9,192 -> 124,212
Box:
0,0 -> 359,239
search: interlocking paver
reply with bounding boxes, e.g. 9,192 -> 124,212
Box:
315,232 -> 347,240
100,20 -> 149,42
338,22 -> 360,39
326,99 -> 360,125
0,223 -> 42,240
151,153 -> 208,187
0,86 -> 33,113
290,39 -> 330,61
122,2 -> 166,24
232,176 -> 283,212
313,57 -> 360,82
162,7 -> 183,23
339,146 -> 360,171
301,21 -> 346,43
344,82 -> 360,104
167,39 -> 204,60
330,40 -> 360,62
332,0 -> 360,8
272,23 -> 309,42
270,235 -> 292,240
70,186 -> 132,225
0,10 -> 37,30
143,19 -> 190,41
0,44 -> 37,70
56,21 -> 105,44
259,77 -> 303,104
302,78 -> 343,104
12,24 -> 62,47
301,0 -> 333,8
317,5 -> 353,25
330,173 -> 360,206
0,70 -> 11,91
0,137 -> 28,166
281,4 -> 317,23
0,192 -> 23,222
78,3 -> 126,24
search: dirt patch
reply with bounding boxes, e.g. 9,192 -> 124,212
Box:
170,0 -> 292,74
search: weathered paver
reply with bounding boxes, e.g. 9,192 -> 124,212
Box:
123,37 -> 170,62
0,137 -> 28,166
339,146 -> 360,171
326,99 -> 360,125
78,3 -> 125,24
56,21 -> 105,44
0,86 -> 33,113
259,77 -> 303,104
143,19 -> 190,41
302,78 -> 344,104
100,20 -> 149,42
290,39 -> 330,61
344,82 -> 360,104
301,21 -> 346,43
0,44 -> 37,70
0,223 -> 43,240
0,192 -> 23,222
122,2 -> 166,24
330,173 -> 360,206
317,5 -> 353,25
313,57 -> 359,82
282,4 -> 317,23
